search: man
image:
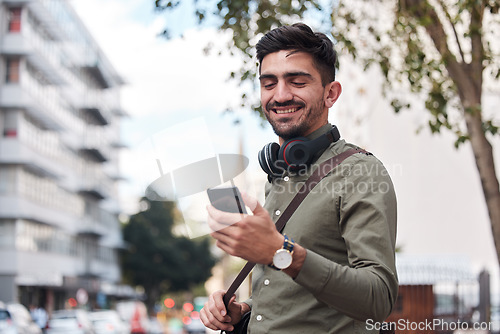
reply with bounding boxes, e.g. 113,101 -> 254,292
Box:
201,23 -> 398,333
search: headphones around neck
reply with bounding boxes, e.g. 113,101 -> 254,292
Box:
258,125 -> 341,178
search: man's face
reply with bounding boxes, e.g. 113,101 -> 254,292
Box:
259,50 -> 340,142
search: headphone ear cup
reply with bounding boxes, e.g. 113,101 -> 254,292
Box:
279,137 -> 312,170
258,142 -> 281,176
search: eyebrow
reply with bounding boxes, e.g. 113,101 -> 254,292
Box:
259,71 -> 314,81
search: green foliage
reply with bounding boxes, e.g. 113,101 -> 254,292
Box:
154,0 -> 499,144
155,0 -> 323,115
121,198 -> 216,309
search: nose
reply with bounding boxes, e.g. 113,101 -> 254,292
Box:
274,81 -> 293,103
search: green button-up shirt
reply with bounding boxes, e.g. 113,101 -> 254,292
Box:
246,124 -> 398,333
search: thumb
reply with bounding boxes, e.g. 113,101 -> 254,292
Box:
241,192 -> 266,216
227,295 -> 239,310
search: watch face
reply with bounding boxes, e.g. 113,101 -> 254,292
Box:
273,249 -> 293,269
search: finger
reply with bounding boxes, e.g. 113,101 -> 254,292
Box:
207,204 -> 246,226
207,213 -> 238,234
210,230 -> 234,246
200,309 -> 233,332
210,232 -> 237,256
215,292 -> 233,319
199,308 -> 218,331
240,192 -> 257,212
213,239 -> 235,257
241,192 -> 266,215
208,291 -> 231,323
227,295 -> 239,317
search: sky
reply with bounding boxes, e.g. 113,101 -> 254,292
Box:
70,0 -> 500,294
70,0 -> 276,214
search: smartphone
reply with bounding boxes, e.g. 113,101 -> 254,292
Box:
207,186 -> 247,214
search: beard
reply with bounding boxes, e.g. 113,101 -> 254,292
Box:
265,98 -> 325,141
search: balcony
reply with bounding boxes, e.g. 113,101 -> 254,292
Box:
77,206 -> 119,237
78,187 -> 106,201
78,173 -> 113,200
74,50 -> 124,89
1,33 -> 65,85
0,139 -> 63,179
82,61 -> 112,89
79,148 -> 107,163
0,85 -> 64,130
79,143 -> 109,164
26,0 -> 67,41
77,91 -> 114,126
77,217 -> 107,237
81,107 -> 109,126
0,194 -> 80,230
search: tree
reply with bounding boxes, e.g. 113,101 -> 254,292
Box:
155,0 -> 500,266
121,198 -> 216,311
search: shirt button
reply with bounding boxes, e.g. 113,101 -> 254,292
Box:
264,279 -> 270,286
275,210 -> 281,216
256,315 -> 263,321
284,176 -> 290,182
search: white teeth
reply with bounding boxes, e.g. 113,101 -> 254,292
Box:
275,108 -> 297,114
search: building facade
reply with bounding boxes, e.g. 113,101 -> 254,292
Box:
0,0 -> 129,311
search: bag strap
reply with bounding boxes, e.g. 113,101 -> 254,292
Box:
222,148 -> 369,307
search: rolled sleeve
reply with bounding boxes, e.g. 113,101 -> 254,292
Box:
294,155 -> 398,322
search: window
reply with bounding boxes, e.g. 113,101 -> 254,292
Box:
0,166 -> 17,194
6,58 -> 20,83
0,221 -> 15,249
8,7 -> 22,32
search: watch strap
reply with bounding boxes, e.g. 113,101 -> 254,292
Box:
283,234 -> 294,252
269,235 -> 295,270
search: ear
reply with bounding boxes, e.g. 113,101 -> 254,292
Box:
324,81 -> 342,108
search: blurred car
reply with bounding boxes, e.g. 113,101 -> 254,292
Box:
115,301 -> 149,334
0,301 -> 16,334
147,317 -> 164,334
46,309 -> 95,334
89,310 -> 129,334
183,315 -> 205,334
6,303 -> 42,334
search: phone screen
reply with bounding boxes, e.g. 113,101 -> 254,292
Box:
207,186 -> 247,214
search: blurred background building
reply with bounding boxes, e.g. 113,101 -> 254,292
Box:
0,0 -> 130,311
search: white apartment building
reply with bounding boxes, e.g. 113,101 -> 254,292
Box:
0,0 -> 130,310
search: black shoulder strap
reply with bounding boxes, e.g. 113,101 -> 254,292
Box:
223,148 -> 369,307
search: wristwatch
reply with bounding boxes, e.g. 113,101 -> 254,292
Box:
270,234 -> 295,270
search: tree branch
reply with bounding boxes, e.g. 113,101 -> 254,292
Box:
400,0 -> 472,103
468,1 -> 485,99
436,0 -> 465,63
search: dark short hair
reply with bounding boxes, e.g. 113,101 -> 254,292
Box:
256,23 -> 337,86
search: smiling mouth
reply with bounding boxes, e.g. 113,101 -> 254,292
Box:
273,107 -> 301,114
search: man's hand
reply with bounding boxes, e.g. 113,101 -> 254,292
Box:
207,193 -> 283,265
200,290 -> 250,332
